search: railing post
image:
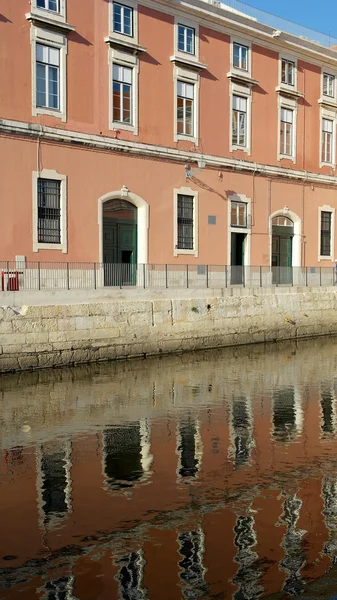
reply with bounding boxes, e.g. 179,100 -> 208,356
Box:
66,262 -> 70,290
320,266 -> 322,287
225,265 -> 228,288
206,264 -> 209,289
305,266 -> 308,287
120,264 -> 122,289
242,266 -> 245,288
291,267 -> 293,287
259,265 -> 262,288
93,262 -> 96,289
165,264 -> 168,289
186,264 -> 189,289
143,263 -> 146,289
38,262 -> 41,291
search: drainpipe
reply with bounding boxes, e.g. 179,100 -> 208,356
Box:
268,179 -> 272,266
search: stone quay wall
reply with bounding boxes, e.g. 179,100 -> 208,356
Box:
0,287 -> 336,373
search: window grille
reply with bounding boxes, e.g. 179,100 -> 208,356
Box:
320,211 -> 332,256
177,195 -> 194,250
38,178 -> 61,244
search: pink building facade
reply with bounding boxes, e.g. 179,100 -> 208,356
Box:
1,0 -> 337,279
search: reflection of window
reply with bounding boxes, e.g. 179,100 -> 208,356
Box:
233,516 -> 262,599
231,397 -> 253,468
322,479 -> 337,559
279,495 -> 305,596
40,440 -> 72,525
178,529 -> 206,598
117,551 -> 146,600
177,419 -> 202,478
321,387 -> 335,434
273,388 -> 299,442
43,576 -> 74,600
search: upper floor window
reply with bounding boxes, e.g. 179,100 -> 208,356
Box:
320,211 -> 332,257
113,2 -> 133,37
37,0 -> 60,11
232,95 -> 247,147
113,64 -> 132,125
280,108 -> 293,156
323,73 -> 335,98
177,81 -> 194,137
231,202 -> 247,228
178,24 -> 195,55
321,118 -> 333,164
233,43 -> 248,71
281,59 -> 295,86
36,44 -> 60,110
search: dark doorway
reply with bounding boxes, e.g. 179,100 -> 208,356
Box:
231,232 -> 246,285
272,216 -> 294,285
103,199 -> 137,286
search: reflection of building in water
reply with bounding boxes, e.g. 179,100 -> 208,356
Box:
272,387 -> 303,443
228,396 -> 255,469
177,416 -> 203,479
42,575 -> 75,600
320,385 -> 336,436
232,514 -> 263,599
117,550 -> 147,600
103,419 -> 153,491
322,478 -> 337,562
36,439 -> 72,529
178,528 -> 207,599
279,494 -> 306,596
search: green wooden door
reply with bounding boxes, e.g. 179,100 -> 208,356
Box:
272,226 -> 293,284
103,218 -> 137,286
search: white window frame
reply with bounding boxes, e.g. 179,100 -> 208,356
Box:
227,194 -> 252,266
174,66 -> 199,144
174,16 -> 199,65
173,187 -> 199,257
31,0 -> 66,22
320,114 -> 336,167
231,37 -> 251,77
109,0 -> 138,44
232,95 -> 247,148
318,205 -> 335,262
323,72 -> 336,99
109,47 -> 139,135
229,81 -> 251,154
32,169 -> 67,253
277,96 -> 297,162
31,26 -> 67,121
279,54 -> 297,91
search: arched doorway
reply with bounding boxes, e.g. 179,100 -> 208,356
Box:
103,198 -> 137,285
272,215 -> 294,284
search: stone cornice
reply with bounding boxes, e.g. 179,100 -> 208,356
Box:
1,118 -> 337,187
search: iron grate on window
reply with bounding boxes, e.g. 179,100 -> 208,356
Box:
177,195 -> 194,250
38,178 -> 61,244
321,211 -> 332,256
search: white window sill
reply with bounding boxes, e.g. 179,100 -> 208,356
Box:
33,106 -> 66,122
174,249 -> 198,257
175,133 -> 198,145
318,256 -> 333,261
227,71 -> 258,86
33,243 -> 67,253
318,97 -> 337,108
105,35 -> 146,55
170,54 -> 207,71
231,144 -> 249,153
320,161 -> 335,168
276,85 -> 304,99
110,122 -> 137,135
26,11 -> 75,32
279,154 -> 295,163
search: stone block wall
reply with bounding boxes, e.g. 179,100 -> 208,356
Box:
0,288 -> 336,372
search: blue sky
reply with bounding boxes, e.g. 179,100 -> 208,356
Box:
244,0 -> 337,36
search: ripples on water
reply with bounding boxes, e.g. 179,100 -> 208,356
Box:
1,338 -> 337,599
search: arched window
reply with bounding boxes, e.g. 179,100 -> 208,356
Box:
272,216 -> 293,227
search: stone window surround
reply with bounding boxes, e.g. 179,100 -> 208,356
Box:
32,168 -> 68,253
30,26 -> 67,122
230,35 -> 252,78
229,81 -> 252,155
278,53 -> 298,93
227,193 -> 252,266
320,106 -> 337,168
173,65 -> 199,145
173,186 -> 199,257
108,47 -> 139,135
173,15 -> 200,64
30,0 -> 67,23
277,94 -> 297,163
109,0 -> 139,45
318,205 -> 335,262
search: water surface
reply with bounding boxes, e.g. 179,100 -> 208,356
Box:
1,339 -> 337,599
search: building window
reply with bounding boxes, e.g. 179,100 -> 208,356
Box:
281,59 -> 295,86
322,118 -> 333,164
37,0 -> 59,11
36,44 -> 60,110
323,73 -> 335,98
233,43 -> 248,71
178,24 -> 195,54
177,81 -> 194,137
37,179 -> 61,244
231,201 -> 247,227
113,2 -> 133,37
320,211 -> 332,257
113,64 -> 132,124
280,108 -> 293,156
177,195 -> 194,250
232,95 -> 247,147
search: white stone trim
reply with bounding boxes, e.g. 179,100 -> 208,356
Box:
318,205 -> 335,262
108,47 -> 139,135
230,35 -> 252,78
98,188 -> 149,264
277,94 -> 297,163
32,168 -> 68,253
227,193 -> 252,266
173,187 -> 199,257
320,106 -> 337,169
173,66 -> 199,145
174,15 -> 200,64
229,81 -> 252,155
30,26 -> 67,122
269,208 -> 302,268
3,118 -> 337,186
30,0 -> 66,23
278,53 -> 298,93
109,0 -> 139,45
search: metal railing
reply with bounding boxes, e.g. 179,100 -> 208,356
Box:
0,262 -> 336,292
219,0 -> 337,48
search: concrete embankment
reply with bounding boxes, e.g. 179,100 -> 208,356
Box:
0,287 -> 336,373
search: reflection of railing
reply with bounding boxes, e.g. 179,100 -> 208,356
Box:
218,0 -> 337,48
1,262 -> 336,291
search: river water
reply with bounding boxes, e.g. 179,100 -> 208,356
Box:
1,338 -> 337,599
